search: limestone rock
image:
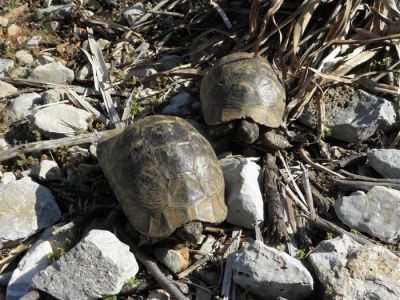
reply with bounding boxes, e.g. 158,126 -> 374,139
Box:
232,240 -> 313,300
29,62 -> 74,84
335,186 -> 400,243
309,235 -> 400,300
32,230 -> 139,300
0,177 -> 61,248
8,93 -> 42,122
31,160 -> 63,181
15,50 -> 33,66
220,157 -> 264,229
154,247 -> 189,274
0,81 -> 17,98
368,149 -> 400,178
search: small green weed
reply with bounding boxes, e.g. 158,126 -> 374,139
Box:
125,277 -> 139,289
326,232 -> 334,240
296,248 -> 307,260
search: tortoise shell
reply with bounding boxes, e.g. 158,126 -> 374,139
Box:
200,52 -> 286,127
97,115 -> 227,239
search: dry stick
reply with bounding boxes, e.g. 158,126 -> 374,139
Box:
221,229 -> 241,300
300,163 -> 316,221
0,131 -> 107,162
299,148 -> 345,179
339,170 -> 400,184
335,179 -> 400,192
118,230 -> 188,300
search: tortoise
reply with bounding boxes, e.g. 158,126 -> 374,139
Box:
200,52 -> 291,149
97,115 -> 227,240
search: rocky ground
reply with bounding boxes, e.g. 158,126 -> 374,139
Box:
0,0 -> 400,300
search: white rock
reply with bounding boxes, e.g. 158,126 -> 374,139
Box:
7,241 -> 53,300
15,50 -> 33,66
154,247 -> 189,274
0,138 -> 10,150
232,240 -> 313,299
368,149 -> 400,178
0,172 -> 16,184
123,3 -> 145,26
162,92 -> 192,116
41,89 -> 62,104
31,160 -> 63,181
32,230 -> 139,300
220,157 -> 264,229
26,36 -> 42,49
309,235 -> 400,300
335,186 -> 400,243
0,16 -> 9,27
29,62 -> 74,84
6,224 -> 75,300
194,235 -> 217,260
8,93 -> 42,122
0,177 -> 61,248
76,62 -> 92,80
32,104 -> 92,138
7,24 -> 20,37
0,81 -> 17,98
0,59 -> 14,74
38,55 -> 56,65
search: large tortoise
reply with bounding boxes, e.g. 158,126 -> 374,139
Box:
97,115 -> 227,240
200,52 -> 290,149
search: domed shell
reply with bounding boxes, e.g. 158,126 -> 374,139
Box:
200,52 -> 286,127
97,115 -> 227,239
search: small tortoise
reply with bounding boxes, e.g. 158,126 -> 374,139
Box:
97,115 -> 227,240
200,52 -> 291,149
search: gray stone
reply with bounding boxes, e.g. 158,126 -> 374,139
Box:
31,160 -> 63,181
335,186 -> 400,243
10,67 -> 30,79
0,59 -> 14,74
15,50 -> 33,66
32,230 -> 139,300
0,177 -> 61,248
44,21 -> 59,32
0,81 -> 17,98
154,247 -> 189,274
220,157 -> 264,229
97,38 -> 110,50
147,289 -> 170,300
29,62 -> 74,84
26,36 -> 41,49
32,104 -> 91,138
38,4 -> 75,20
38,55 -> 56,65
41,89 -> 62,104
6,224 -> 74,300
309,235 -> 400,300
232,240 -> 313,300
368,149 -> 400,178
8,93 -> 42,122
123,3 -> 145,26
300,89 -> 397,143
162,92 -> 192,116
0,16 -> 9,27
0,172 -> 16,184
128,67 -> 157,79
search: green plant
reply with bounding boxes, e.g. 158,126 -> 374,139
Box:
326,232 -> 334,240
4,47 -> 15,60
296,248 -> 307,260
146,2 -> 154,10
5,0 -> 16,12
370,56 -> 393,70
55,146 -> 69,164
30,128 -> 42,141
102,296 -> 117,300
125,277 -> 139,289
47,246 -> 66,262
